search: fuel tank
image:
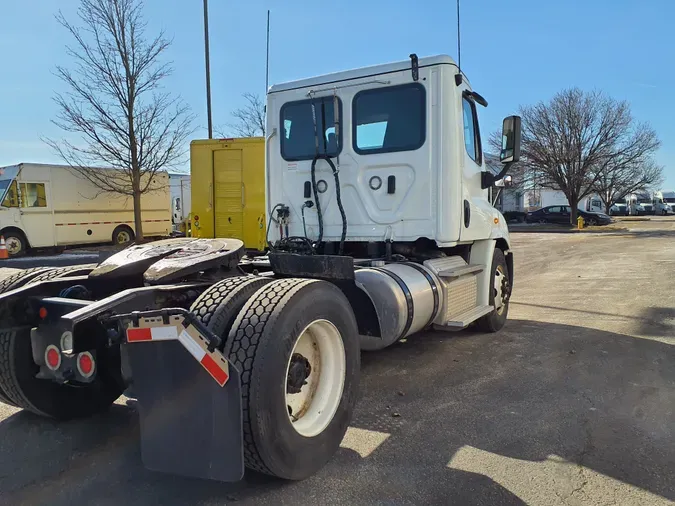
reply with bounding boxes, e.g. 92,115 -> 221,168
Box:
355,262 -> 441,350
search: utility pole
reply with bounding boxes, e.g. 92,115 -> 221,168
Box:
203,0 -> 213,139
265,10 -> 270,93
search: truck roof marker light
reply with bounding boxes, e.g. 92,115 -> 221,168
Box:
77,352 -> 95,378
45,345 -> 61,371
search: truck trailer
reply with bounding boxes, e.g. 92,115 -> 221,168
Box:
0,55 -> 519,482
0,163 -> 172,255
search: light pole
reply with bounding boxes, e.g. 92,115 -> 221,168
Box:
203,0 -> 213,139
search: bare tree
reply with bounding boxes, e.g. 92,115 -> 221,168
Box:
220,92 -> 265,137
518,88 -> 660,224
594,159 -> 663,213
45,0 -> 194,240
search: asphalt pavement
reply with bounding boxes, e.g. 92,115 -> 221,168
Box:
1,220 -> 674,505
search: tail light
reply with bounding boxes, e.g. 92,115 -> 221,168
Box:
45,345 -> 61,371
77,352 -> 95,379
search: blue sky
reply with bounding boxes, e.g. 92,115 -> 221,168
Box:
1,0 -> 674,187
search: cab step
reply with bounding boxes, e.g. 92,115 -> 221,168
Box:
437,264 -> 484,279
433,305 -> 494,330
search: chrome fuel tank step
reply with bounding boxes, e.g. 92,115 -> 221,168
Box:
355,256 -> 486,350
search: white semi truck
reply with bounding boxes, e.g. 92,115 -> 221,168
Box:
0,55 -> 518,482
651,191 -> 673,215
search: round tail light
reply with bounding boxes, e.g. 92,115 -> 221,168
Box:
45,345 -> 61,371
77,352 -> 95,378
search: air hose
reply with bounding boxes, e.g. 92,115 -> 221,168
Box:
310,154 -> 347,254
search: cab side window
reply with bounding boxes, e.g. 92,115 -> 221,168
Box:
462,96 -> 482,165
1,182 -> 48,208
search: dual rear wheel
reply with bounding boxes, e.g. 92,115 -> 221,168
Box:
190,276 -> 360,480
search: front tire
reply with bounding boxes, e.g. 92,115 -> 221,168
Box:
2,230 -> 28,256
475,249 -> 510,333
225,278 -> 360,480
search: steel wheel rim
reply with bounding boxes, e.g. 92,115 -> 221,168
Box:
117,231 -> 131,244
5,237 -> 21,255
285,319 -> 345,437
494,265 -> 508,315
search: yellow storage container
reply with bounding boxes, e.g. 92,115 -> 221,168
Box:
190,138 -> 266,250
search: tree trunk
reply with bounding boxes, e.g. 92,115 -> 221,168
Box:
569,197 -> 579,225
605,201 -> 612,214
132,170 -> 144,241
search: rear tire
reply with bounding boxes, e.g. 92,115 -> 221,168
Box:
225,278 -> 360,480
0,267 -> 57,407
112,225 -> 134,246
190,276 -> 272,345
0,267 -> 124,418
475,249 -> 510,333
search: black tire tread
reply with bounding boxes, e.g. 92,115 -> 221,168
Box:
0,267 -> 53,293
190,276 -> 272,337
0,268 -> 54,407
225,278 -> 317,475
29,264 -> 97,284
475,248 -> 509,333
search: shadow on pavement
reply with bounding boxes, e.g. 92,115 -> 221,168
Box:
0,318 -> 673,505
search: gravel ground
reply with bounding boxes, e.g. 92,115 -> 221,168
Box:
1,219 -> 674,505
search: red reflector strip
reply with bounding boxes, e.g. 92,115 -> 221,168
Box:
126,327 -> 152,342
126,323 -> 229,387
200,354 -> 229,387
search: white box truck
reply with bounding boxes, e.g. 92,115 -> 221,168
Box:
0,163 -> 171,255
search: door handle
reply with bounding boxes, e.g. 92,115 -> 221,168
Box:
241,183 -> 245,208
208,182 -> 213,209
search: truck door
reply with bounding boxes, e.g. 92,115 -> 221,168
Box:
17,181 -> 55,247
213,149 -> 244,240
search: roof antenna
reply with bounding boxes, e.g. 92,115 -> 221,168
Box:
454,0 -> 463,86
263,10 -> 271,117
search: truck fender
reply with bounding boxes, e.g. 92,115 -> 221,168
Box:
337,281 -> 382,341
469,239 -> 497,307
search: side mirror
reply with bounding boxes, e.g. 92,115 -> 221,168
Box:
500,116 -> 522,164
175,197 -> 181,211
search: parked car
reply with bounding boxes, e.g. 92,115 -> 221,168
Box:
525,206 -> 612,226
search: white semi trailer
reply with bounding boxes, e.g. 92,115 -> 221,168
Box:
0,55 -> 519,482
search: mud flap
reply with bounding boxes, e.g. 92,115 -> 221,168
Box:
125,340 -> 244,482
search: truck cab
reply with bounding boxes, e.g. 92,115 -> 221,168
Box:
266,55 -> 512,251
652,191 -> 673,215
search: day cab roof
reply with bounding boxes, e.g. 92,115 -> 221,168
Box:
268,54 -> 465,94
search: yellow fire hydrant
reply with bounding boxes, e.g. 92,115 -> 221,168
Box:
577,215 -> 585,230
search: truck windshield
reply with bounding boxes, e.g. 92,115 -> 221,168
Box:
664,197 -> 675,204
